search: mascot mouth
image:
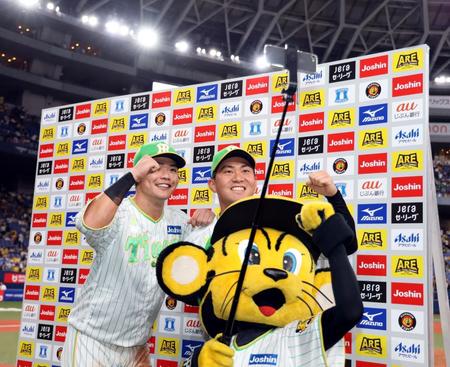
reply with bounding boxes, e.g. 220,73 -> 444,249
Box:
252,288 -> 286,317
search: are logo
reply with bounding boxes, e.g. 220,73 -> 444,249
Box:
392,124 -> 423,147
196,84 -> 218,102
356,334 -> 386,358
219,122 -> 241,140
220,80 -> 243,99
40,126 -> 55,141
246,76 -> 269,95
92,100 -> 109,116
131,94 -> 149,111
55,141 -> 71,156
152,91 -> 171,108
327,132 -> 354,152
270,160 -> 294,180
109,116 -> 128,132
128,133 -> 147,150
357,204 -> 387,224
391,228 -> 423,251
158,337 -> 179,356
392,256 -> 423,278
391,282 -> 423,305
359,54 -> 388,78
196,104 -> 217,122
328,108 -> 355,129
357,255 -> 387,276
299,112 -> 324,132
329,61 -> 355,83
358,153 -> 387,174
299,90 -> 323,110
244,141 -> 266,159
392,176 -> 423,197
392,151 -> 423,172
298,135 -> 323,155
357,307 -> 387,330
357,229 -> 387,250
191,188 -> 212,205
359,104 -> 388,126
271,73 -> 288,92
393,48 -> 423,72
392,73 -> 423,97
296,184 -> 320,201
358,128 -> 387,150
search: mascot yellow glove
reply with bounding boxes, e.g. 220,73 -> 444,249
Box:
295,201 -> 335,233
198,334 -> 234,367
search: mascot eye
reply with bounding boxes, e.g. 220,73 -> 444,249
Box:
238,240 -> 260,265
283,249 -> 302,274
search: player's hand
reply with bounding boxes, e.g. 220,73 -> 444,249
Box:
198,334 -> 234,367
306,171 -> 337,197
131,156 -> 159,183
188,209 -> 215,227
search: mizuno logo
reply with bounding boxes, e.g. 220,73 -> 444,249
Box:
195,169 -> 211,178
277,141 -> 292,150
201,87 -> 215,96
133,116 -> 146,123
363,106 -> 384,118
363,311 -> 383,321
362,207 -> 383,217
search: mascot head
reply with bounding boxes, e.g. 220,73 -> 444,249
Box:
156,196 -> 338,337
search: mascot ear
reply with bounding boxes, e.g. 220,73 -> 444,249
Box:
156,242 -> 209,305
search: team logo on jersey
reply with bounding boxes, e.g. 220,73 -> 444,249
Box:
248,354 -> 279,365
167,226 -> 182,235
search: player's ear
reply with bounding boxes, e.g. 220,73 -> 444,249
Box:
156,242 -> 209,305
208,178 -> 217,193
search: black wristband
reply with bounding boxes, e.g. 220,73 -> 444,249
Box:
104,172 -> 136,205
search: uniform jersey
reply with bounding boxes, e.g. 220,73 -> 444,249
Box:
183,218 -> 217,248
68,197 -> 189,347
230,316 -> 345,367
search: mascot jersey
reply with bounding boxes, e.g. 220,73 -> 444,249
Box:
230,317 -> 344,367
68,197 -> 189,347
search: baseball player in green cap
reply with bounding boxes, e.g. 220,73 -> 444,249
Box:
62,142 -> 213,367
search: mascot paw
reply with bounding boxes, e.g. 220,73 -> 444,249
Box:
295,202 -> 335,233
198,334 -> 234,367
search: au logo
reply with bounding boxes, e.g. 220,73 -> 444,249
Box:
56,142 -> 70,156
191,188 -> 212,205
358,128 -> 387,150
356,334 -> 386,358
87,174 -> 103,189
393,48 -> 423,72
270,161 -> 293,179
392,256 -> 422,278
392,151 -> 423,171
41,127 -> 55,141
272,73 -> 288,92
297,184 -> 320,200
49,213 -> 64,227
34,196 -> 49,210
219,122 -> 241,140
93,100 -> 109,116
109,116 -> 128,132
328,108 -> 355,128
357,229 -> 386,250
128,133 -> 147,149
244,141 -> 266,158
158,338 -> 179,356
175,88 -> 194,104
71,157 -> 86,172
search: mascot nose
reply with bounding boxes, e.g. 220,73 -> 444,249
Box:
263,268 -> 288,281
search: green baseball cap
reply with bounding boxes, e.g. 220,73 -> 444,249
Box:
133,142 -> 186,168
211,145 -> 255,177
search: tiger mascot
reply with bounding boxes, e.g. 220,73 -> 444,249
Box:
156,196 -> 363,366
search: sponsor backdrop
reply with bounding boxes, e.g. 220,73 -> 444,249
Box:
17,44 -> 431,366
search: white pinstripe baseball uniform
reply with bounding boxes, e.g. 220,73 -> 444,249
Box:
230,315 -> 345,367
62,197 -> 189,366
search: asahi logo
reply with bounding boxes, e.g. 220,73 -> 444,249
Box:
298,159 -> 322,177
392,125 -> 422,146
392,228 -> 423,250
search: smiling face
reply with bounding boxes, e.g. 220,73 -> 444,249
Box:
208,157 -> 257,212
135,156 -> 179,203
200,227 -> 329,331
